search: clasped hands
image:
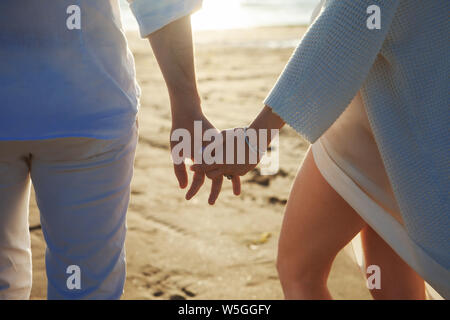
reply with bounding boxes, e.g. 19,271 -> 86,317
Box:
170,111 -> 264,205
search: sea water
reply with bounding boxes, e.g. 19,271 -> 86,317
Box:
119,0 -> 320,31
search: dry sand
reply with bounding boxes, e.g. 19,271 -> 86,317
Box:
29,26 -> 371,300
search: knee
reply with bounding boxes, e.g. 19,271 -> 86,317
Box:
276,247 -> 329,289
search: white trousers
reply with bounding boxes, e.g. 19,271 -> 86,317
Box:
0,123 -> 138,299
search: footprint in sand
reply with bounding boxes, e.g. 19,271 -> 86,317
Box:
246,168 -> 289,187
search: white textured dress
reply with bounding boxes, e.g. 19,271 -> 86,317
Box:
307,1 -> 444,299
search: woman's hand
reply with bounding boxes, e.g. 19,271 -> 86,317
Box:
190,127 -> 261,178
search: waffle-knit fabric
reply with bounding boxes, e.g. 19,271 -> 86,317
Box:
265,0 -> 449,269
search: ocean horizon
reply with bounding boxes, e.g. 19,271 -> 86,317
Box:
120,0 -> 320,31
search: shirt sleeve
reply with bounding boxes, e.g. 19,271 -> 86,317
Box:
264,0 -> 400,143
129,0 -> 202,38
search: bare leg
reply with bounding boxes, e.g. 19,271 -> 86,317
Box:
277,149 -> 366,299
361,226 -> 426,300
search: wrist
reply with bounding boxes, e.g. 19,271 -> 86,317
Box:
244,127 -> 266,159
247,106 -> 283,153
170,93 -> 203,120
170,87 -> 201,104
249,105 -> 284,131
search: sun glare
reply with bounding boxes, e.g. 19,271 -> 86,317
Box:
191,0 -> 246,31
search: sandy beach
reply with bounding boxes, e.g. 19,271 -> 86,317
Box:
29,26 -> 371,300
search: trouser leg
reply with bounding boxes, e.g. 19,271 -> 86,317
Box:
0,142 -> 32,299
30,126 -> 138,299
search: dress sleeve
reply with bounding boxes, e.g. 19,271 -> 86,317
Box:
264,0 -> 399,143
128,0 -> 202,38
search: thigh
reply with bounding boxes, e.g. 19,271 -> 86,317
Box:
0,141 -> 32,299
29,126 -> 138,299
278,148 -> 366,279
361,226 -> 426,300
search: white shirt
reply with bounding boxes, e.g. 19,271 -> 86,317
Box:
0,0 -> 202,140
